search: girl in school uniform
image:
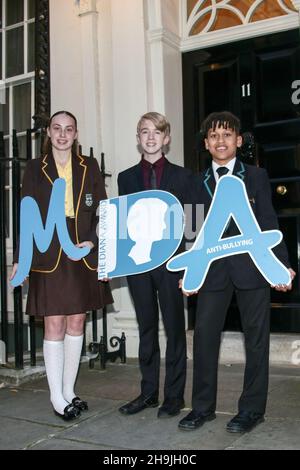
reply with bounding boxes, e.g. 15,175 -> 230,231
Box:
11,110 -> 113,420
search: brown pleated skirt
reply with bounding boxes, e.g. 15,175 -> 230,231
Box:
26,219 -> 113,317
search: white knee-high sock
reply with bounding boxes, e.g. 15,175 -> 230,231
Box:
43,340 -> 69,414
63,334 -> 84,403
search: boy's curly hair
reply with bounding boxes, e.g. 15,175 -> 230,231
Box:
201,111 -> 241,137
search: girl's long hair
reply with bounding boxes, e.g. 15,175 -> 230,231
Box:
42,110 -> 79,156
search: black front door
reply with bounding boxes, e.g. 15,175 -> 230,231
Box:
182,29 -> 300,332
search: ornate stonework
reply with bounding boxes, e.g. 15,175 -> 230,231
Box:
76,0 -> 98,16
291,0 -> 300,10
185,0 -> 298,37
34,0 -> 50,128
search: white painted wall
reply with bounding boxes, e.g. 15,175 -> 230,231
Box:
49,0 -> 184,180
50,0 -> 106,174
96,0 -> 115,196
110,0 -> 148,173
161,0 -> 180,36
162,42 -> 183,166
145,0 -> 184,165
49,1 -> 86,146
160,0 -> 183,166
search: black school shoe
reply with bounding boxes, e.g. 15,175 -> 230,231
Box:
119,394 -> 159,415
54,403 -> 81,421
178,409 -> 216,430
72,396 -> 88,411
226,410 -> 264,433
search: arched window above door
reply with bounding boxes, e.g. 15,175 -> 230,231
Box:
182,1 -> 300,49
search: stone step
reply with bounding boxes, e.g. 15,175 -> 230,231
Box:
187,331 -> 300,365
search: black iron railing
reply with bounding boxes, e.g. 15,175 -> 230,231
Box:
0,129 -> 33,368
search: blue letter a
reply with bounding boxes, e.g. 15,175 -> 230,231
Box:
167,175 -> 291,292
12,178 -> 90,287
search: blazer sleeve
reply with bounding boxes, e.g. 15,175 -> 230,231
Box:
117,172 -> 126,196
254,168 -> 291,268
168,166 -> 197,252
21,160 -> 37,198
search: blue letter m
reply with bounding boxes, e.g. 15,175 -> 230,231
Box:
12,178 -> 90,287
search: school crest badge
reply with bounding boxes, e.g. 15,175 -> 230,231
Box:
85,193 -> 93,207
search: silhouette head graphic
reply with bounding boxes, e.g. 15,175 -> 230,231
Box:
127,198 -> 168,265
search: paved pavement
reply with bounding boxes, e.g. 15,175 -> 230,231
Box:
0,359 -> 300,451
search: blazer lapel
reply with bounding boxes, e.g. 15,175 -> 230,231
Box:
160,159 -> 174,190
37,154 -> 60,221
204,160 -> 245,200
135,162 -> 144,191
41,154 -> 59,186
72,153 -> 87,217
203,167 -> 215,199
233,159 -> 246,181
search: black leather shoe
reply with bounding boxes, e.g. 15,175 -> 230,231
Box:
54,404 -> 81,421
119,394 -> 159,415
226,411 -> 264,433
71,396 -> 88,411
178,409 -> 216,430
157,399 -> 185,418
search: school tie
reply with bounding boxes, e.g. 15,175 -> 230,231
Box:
216,166 -> 235,235
150,164 -> 157,189
216,166 -> 229,179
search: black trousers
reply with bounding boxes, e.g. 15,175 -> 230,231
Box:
127,266 -> 186,400
192,283 -> 270,414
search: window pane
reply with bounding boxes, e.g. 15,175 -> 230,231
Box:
6,0 -> 24,26
15,136 -> 35,161
17,134 -> 27,158
13,82 -> 31,131
6,26 -> 24,77
28,22 -> 35,72
0,88 -> 9,135
28,0 -> 35,19
0,136 -> 7,161
35,133 -> 42,157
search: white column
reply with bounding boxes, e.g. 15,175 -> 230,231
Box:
50,1 -> 83,120
145,0 -> 184,166
292,1 -> 300,27
76,0 -> 102,157
144,0 -> 164,112
106,0 -> 150,357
